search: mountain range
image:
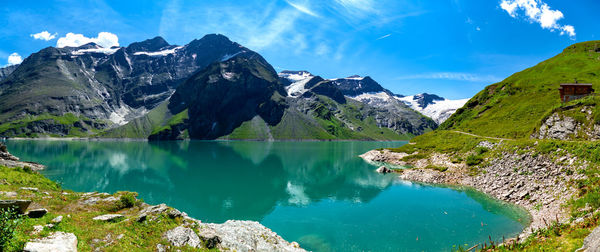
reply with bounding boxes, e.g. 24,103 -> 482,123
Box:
0,34 -> 466,140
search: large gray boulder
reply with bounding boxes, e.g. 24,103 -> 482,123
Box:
23,232 -> 78,252
0,199 -> 31,214
202,220 -> 305,252
92,214 -> 124,222
580,226 -> 600,252
164,226 -> 201,248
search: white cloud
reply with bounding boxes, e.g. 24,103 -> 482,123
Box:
397,72 -> 501,83
7,53 -> 23,65
30,31 -> 57,41
56,32 -> 119,48
499,0 -> 575,38
285,1 -> 319,17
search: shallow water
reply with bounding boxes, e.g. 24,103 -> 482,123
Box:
6,140 -> 528,251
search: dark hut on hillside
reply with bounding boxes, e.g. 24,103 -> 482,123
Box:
559,82 -> 594,102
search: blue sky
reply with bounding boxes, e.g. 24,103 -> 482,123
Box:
1,0 -> 598,99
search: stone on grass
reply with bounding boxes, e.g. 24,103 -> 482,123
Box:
23,232 -> 77,252
0,199 -> 32,214
20,187 -> 39,192
92,214 -> 124,222
51,215 -> 63,224
27,208 -> 48,218
32,225 -> 44,235
197,227 -> 222,249
164,226 -> 201,248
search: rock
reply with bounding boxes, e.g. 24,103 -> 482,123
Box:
23,232 -> 78,252
140,203 -> 169,215
156,244 -> 166,252
92,214 -> 124,222
27,208 -> 48,218
0,191 -> 17,197
580,225 -> 600,252
100,196 -> 118,202
376,166 -> 392,174
136,213 -> 147,222
0,199 -> 31,214
168,208 -> 183,219
203,220 -> 306,252
164,226 -> 201,248
32,225 -> 44,235
51,216 -> 63,224
20,187 -> 39,192
197,227 -> 222,249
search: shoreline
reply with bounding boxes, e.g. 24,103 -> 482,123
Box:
360,148 -> 585,241
3,136 -> 410,143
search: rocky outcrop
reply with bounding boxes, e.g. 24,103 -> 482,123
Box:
198,220 -> 305,252
0,142 -> 45,170
376,166 -> 392,174
580,226 -> 600,252
164,226 -> 202,248
361,147 -> 587,238
23,232 -> 78,252
534,107 -> 600,140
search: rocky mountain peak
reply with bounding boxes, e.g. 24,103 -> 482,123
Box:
126,36 -> 171,52
412,93 -> 445,109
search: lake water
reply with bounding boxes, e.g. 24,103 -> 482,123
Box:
6,140 -> 529,251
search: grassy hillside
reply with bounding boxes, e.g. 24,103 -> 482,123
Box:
441,41 -> 600,139
99,102 -> 174,138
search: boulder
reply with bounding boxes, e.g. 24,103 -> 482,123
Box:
23,232 -> 78,252
92,214 -> 124,222
164,226 -> 201,248
27,208 -> 48,218
376,166 -> 392,174
580,226 -> 600,251
197,227 -> 222,249
0,199 -> 31,214
51,215 -> 63,224
203,220 -> 306,252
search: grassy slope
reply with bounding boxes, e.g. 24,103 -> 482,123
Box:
0,113 -> 100,138
0,166 -> 212,251
441,41 -> 600,139
223,96 -> 411,141
388,41 -> 600,251
99,102 -> 173,138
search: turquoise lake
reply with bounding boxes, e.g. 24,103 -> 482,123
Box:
5,140 -> 529,251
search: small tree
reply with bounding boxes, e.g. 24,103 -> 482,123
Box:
0,207 -> 22,250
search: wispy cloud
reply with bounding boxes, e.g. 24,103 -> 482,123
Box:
397,72 -> 501,83
30,31 -> 57,41
285,1 -> 319,17
499,0 -> 575,38
376,33 -> 391,40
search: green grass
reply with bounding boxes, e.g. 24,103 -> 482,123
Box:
0,113 -> 95,137
100,102 -> 173,139
441,40 -> 600,139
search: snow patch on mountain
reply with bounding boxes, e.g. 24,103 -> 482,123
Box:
398,95 -> 469,124
350,92 -> 393,102
286,77 -> 313,97
133,46 -> 183,56
72,47 -> 120,55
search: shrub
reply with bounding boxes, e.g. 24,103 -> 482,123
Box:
466,155 -> 484,166
425,165 -> 448,172
114,192 -> 137,210
0,207 -> 22,250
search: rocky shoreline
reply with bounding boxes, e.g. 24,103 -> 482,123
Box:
361,148 -> 588,240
